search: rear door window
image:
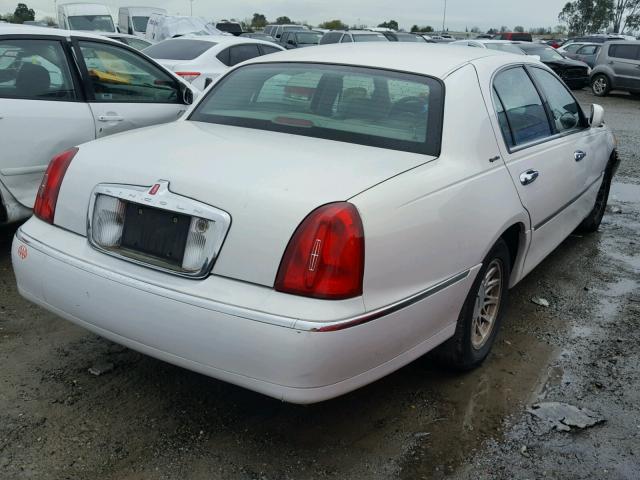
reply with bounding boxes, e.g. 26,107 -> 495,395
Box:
0,39 -> 76,100
319,32 -> 342,45
609,44 -> 640,60
340,35 -> 353,43
189,63 -> 444,155
78,40 -> 180,103
228,44 -> 262,66
493,67 -> 552,148
260,45 -> 282,55
577,45 -> 598,55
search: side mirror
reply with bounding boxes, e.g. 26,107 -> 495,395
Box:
180,83 -> 194,105
276,34 -> 281,38
287,39 -> 295,45
590,104 -> 605,127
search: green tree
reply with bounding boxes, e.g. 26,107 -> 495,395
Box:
487,27 -> 498,34
611,0 -> 640,32
319,19 -> 347,30
410,24 -> 419,32
558,0 -> 613,35
514,25 -> 525,32
275,16 -> 292,25
12,3 -> 34,23
470,26 -> 481,33
500,25 -> 509,32
377,20 -> 399,30
251,13 -> 267,29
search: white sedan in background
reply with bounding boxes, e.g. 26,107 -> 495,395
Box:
13,44 -> 618,403
143,36 -> 284,91
0,26 -> 196,225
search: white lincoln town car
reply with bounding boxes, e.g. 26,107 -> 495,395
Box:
12,44 -> 618,403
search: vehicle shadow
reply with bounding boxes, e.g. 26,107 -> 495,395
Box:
0,222 -> 21,261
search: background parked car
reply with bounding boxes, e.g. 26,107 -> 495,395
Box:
118,6 -> 166,37
57,2 -> 116,33
516,42 -> 590,89
103,33 -> 153,50
143,36 -> 284,91
563,43 -> 601,68
0,26 -> 195,225
450,39 -> 526,55
558,41 -> 593,54
590,41 -> 640,97
564,35 -> 625,45
213,21 -> 243,36
272,24 -> 307,40
145,15 -> 221,42
240,32 -> 277,43
382,31 -> 426,42
280,30 -> 322,48
319,30 -> 388,44
494,32 -> 532,42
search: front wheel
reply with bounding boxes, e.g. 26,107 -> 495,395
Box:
591,74 -> 611,97
434,239 -> 511,370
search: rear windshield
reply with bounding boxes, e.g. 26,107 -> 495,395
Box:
354,34 -> 387,42
132,16 -> 150,32
68,15 -> 115,32
143,39 -> 214,60
296,32 -> 322,44
189,63 -> 444,155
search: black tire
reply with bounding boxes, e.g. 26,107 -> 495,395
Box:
577,171 -> 612,233
434,239 -> 511,370
591,74 -> 611,97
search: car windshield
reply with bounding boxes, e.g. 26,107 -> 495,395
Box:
132,16 -> 150,32
353,34 -> 387,42
485,43 -> 525,55
143,39 -> 215,60
525,46 -> 564,61
68,15 -> 115,32
190,63 -> 444,155
296,32 -> 322,44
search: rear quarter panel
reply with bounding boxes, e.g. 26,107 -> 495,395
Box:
351,64 -> 528,321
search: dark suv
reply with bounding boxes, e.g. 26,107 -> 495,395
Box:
590,41 -> 640,97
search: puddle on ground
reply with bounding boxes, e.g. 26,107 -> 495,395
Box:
610,182 -> 640,204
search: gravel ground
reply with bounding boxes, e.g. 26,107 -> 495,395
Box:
0,89 -> 638,480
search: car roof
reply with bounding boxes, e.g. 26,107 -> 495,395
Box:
0,25 -> 124,43
242,43 -> 533,78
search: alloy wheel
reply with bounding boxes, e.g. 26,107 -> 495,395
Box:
471,259 -> 504,350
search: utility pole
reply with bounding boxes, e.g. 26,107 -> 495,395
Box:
442,0 -> 447,33
190,0 -> 194,16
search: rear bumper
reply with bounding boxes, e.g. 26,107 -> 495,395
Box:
12,221 -> 477,403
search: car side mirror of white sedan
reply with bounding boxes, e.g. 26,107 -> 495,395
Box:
590,104 -> 605,127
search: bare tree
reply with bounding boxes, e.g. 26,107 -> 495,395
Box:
612,0 -> 640,32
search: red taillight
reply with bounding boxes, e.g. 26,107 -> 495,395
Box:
33,147 -> 78,224
275,202 -> 364,300
175,71 -> 201,83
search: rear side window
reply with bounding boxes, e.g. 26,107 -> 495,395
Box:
0,39 -> 76,100
340,35 -> 353,43
609,44 -> 640,60
577,45 -> 598,55
564,44 -> 582,53
320,32 -> 342,45
189,63 -> 444,155
260,45 -> 282,55
228,44 -> 262,66
144,39 -> 214,60
493,67 -> 551,148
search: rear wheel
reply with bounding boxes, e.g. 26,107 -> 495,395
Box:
591,74 -> 611,97
577,171 -> 612,233
435,239 -> 511,370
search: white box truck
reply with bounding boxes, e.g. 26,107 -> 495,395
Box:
57,3 -> 116,33
118,6 -> 167,37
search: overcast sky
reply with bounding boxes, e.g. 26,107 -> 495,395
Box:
0,0 -> 567,31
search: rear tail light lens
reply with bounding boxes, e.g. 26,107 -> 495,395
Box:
175,71 -> 201,83
33,147 -> 78,224
275,202 -> 364,300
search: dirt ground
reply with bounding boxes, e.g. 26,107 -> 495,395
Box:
0,90 -> 639,480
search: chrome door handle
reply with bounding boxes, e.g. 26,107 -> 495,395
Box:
574,150 -> 587,162
520,169 -> 539,186
98,115 -> 124,122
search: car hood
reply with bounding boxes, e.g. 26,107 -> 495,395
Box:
543,57 -> 589,69
55,121 -> 435,286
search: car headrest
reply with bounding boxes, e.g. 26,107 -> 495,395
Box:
15,63 -> 50,97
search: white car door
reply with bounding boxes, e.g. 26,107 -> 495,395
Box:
491,66 -> 595,273
74,38 -> 189,138
0,37 -> 95,209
